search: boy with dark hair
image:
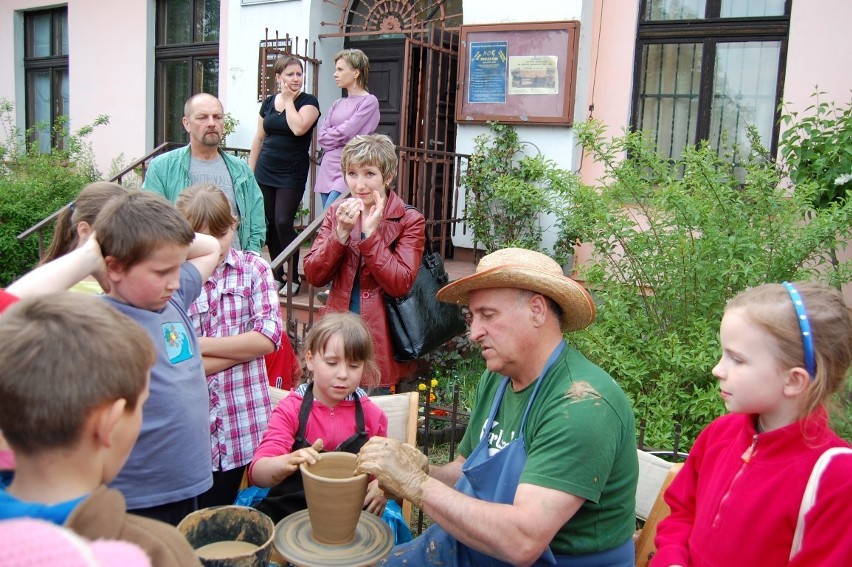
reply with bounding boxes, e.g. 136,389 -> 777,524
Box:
94,191 -> 221,525
0,293 -> 200,566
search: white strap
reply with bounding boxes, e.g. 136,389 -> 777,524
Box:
790,446 -> 852,560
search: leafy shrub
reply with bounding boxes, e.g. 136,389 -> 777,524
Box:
462,122 -> 577,253
423,333 -> 484,413
565,120 -> 852,449
0,99 -> 108,285
779,91 -> 852,210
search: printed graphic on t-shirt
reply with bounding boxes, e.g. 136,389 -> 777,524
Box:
162,321 -> 193,364
481,419 -> 517,457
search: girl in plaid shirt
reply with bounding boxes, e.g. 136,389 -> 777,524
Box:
178,184 -> 285,508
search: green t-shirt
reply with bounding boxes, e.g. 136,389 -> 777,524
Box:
458,344 -> 638,555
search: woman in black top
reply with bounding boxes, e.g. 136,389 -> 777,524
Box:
249,56 -> 321,293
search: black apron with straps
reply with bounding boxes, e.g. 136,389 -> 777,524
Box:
254,383 -> 368,523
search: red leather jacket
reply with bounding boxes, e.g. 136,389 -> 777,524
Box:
303,191 -> 426,387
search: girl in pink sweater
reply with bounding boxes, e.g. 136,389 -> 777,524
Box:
249,312 -> 388,523
652,282 -> 852,566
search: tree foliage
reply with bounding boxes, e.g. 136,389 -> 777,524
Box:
566,120 -> 852,449
779,91 -> 852,209
0,99 -> 108,285
462,122 -> 578,254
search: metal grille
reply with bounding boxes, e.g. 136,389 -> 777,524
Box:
636,43 -> 702,160
320,0 -> 461,38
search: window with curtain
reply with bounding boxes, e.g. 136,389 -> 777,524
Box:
155,0 -> 220,145
632,0 -> 790,161
24,8 -> 69,152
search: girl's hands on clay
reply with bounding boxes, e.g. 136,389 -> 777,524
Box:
269,439 -> 323,485
363,478 -> 388,516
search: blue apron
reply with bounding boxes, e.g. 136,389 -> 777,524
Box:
382,342 -> 632,566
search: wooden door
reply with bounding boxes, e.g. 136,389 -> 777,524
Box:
354,40 -> 405,144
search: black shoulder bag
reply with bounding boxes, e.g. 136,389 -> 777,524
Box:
384,208 -> 466,361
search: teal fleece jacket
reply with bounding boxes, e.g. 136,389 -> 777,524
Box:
142,145 -> 266,253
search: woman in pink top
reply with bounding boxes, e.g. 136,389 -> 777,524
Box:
315,49 -> 380,209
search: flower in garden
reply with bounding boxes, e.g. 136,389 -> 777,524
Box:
834,172 -> 852,186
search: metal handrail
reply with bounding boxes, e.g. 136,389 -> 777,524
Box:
16,143 -> 249,255
271,188 -> 352,336
16,141 -> 471,340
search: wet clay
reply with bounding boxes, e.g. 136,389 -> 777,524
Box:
177,505 -> 274,567
195,541 -> 259,560
301,452 -> 368,545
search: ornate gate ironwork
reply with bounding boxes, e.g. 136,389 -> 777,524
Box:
397,27 -> 461,257
319,0 -> 461,38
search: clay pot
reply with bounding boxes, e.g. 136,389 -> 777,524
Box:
300,452 -> 368,545
177,505 -> 274,567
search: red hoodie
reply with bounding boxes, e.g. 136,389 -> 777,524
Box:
652,410 -> 852,566
0,290 -> 19,314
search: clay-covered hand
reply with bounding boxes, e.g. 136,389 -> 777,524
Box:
355,437 -> 429,507
363,478 -> 388,517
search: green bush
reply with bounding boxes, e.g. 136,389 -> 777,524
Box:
565,120 -> 852,450
0,99 -> 108,285
779,91 -> 852,210
462,122 -> 577,254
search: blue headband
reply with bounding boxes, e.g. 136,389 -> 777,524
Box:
781,282 -> 816,380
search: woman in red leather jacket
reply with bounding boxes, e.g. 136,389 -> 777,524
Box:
303,134 -> 425,391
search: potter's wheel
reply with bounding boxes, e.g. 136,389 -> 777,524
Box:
274,510 -> 393,567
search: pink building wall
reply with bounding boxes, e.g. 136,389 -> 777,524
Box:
0,1 -> 152,178
68,0 -> 152,176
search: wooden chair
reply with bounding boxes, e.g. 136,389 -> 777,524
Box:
634,450 -> 683,566
265,387 -> 420,524
361,391 -> 420,525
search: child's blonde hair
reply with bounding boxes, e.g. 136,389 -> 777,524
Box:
302,312 -> 380,388
340,134 -> 398,184
726,281 -> 852,420
176,183 -> 237,238
42,182 -> 127,263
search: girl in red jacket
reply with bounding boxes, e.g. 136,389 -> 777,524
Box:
249,312 -> 389,523
652,282 -> 852,566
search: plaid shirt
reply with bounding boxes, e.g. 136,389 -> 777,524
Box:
189,249 -> 283,471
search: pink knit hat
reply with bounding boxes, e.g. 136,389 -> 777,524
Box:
0,518 -> 151,566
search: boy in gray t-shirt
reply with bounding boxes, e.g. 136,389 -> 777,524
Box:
94,191 -> 221,526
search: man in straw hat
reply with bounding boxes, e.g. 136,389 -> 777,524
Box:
357,248 -> 639,566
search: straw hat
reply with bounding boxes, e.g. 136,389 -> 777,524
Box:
437,247 -> 595,331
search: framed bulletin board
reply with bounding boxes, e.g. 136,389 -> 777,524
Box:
455,21 -> 580,125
